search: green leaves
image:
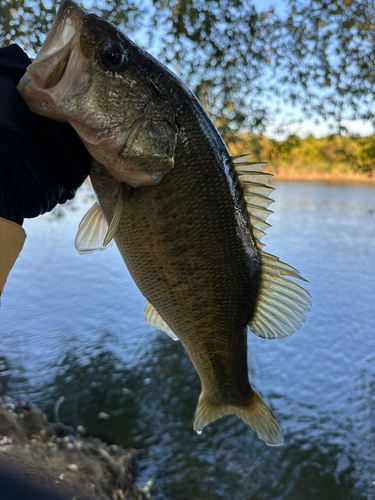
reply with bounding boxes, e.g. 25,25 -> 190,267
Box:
0,0 -> 56,52
274,0 -> 375,130
3,0 -> 374,137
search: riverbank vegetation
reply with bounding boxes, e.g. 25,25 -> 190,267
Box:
227,133 -> 375,183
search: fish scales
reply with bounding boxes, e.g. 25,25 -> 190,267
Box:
93,162 -> 254,405
17,0 -> 311,446
90,110 -> 259,406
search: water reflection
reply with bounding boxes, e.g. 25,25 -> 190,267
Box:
42,333 -> 200,448
0,356 -> 10,394
272,182 -> 375,216
1,182 -> 374,499
31,332 -> 370,500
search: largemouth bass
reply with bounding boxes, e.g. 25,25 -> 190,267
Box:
18,0 -> 311,445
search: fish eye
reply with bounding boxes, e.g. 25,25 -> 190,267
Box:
100,43 -> 126,70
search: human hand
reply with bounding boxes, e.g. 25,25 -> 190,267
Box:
0,44 -> 90,226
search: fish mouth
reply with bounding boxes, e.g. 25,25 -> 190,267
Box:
17,1 -> 85,116
36,1 -> 84,64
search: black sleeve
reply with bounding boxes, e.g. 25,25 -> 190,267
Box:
0,44 -> 91,225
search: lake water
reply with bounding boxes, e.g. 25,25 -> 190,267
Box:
1,181 -> 374,500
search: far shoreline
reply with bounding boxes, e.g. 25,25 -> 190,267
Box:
266,166 -> 375,186
227,133 -> 375,186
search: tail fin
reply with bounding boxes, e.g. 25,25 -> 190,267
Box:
193,390 -> 283,446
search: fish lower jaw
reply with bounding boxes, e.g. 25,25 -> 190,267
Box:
17,81 -> 67,121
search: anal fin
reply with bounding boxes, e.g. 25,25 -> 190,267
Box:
144,300 -> 179,341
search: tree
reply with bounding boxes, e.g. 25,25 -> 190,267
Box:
273,0 -> 375,131
1,0 -> 374,140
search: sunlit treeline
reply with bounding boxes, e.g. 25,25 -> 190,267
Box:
227,133 -> 375,181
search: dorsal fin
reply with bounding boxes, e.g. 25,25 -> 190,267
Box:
233,155 -> 311,339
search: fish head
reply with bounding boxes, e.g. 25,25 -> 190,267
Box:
17,0 -> 177,187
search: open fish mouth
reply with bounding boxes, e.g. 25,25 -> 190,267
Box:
17,1 -> 85,117
17,0 -> 178,186
36,1 -> 84,65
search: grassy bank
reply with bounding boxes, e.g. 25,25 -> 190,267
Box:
227,133 -> 375,184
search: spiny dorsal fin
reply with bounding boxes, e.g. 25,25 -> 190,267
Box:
75,202 -> 113,254
144,300 -> 179,341
233,155 -> 311,339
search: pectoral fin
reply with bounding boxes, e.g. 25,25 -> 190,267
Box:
233,155 -> 312,339
102,183 -> 127,247
75,202 -> 111,254
75,183 -> 127,254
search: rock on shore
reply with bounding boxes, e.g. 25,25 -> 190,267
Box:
0,396 -> 157,499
